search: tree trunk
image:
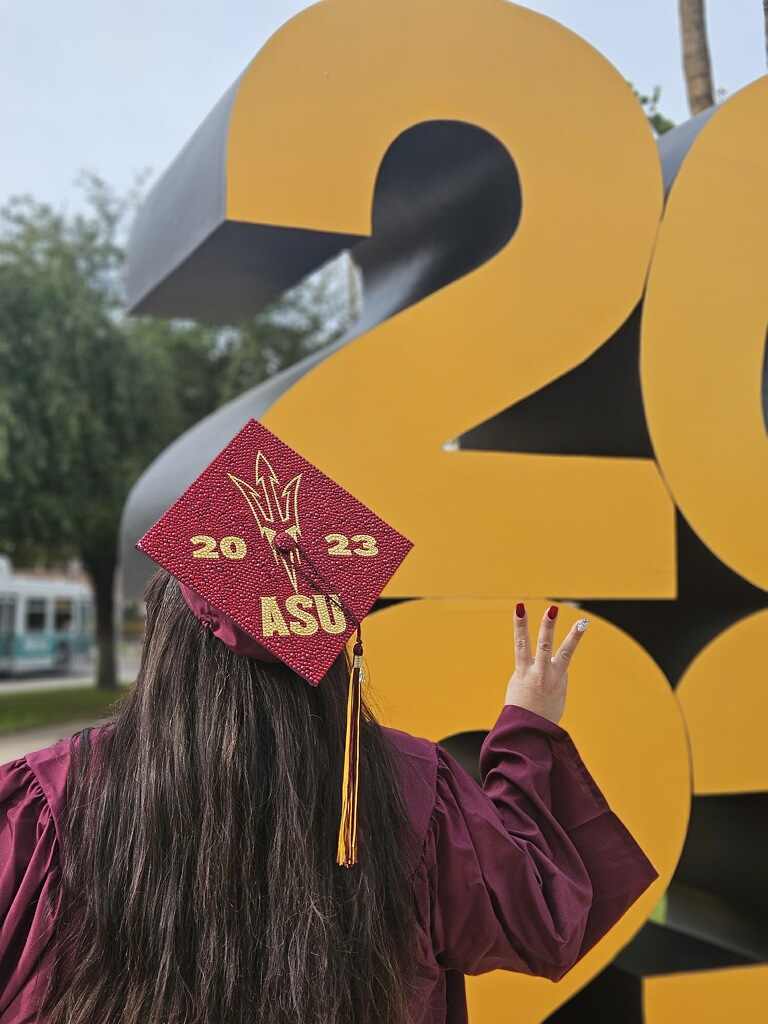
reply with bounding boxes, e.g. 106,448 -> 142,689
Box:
764,1 -> 768,69
679,0 -> 715,114
86,554 -> 118,690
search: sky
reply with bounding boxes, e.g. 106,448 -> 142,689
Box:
1,1 -> 766,211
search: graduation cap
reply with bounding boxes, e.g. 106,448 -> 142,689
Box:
136,418 -> 413,867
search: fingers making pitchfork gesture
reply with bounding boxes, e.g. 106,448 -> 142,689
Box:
504,603 -> 590,725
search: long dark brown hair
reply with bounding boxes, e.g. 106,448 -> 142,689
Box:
41,569 -> 418,1024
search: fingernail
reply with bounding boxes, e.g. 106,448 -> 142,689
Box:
547,605 -> 559,620
576,617 -> 590,632
516,602 -> 526,618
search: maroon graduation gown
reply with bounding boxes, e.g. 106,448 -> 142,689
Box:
0,704 -> 659,1023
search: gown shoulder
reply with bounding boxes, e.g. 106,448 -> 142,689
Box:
0,732 -> 74,1018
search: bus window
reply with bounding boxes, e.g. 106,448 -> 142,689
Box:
54,598 -> 74,632
0,597 -> 15,635
25,597 -> 47,633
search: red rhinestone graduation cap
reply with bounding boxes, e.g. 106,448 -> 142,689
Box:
136,418 -> 413,866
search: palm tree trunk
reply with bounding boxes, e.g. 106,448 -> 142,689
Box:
679,0 -> 715,114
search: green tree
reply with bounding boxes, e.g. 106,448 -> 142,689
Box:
0,177 -> 223,688
0,177 -> 354,689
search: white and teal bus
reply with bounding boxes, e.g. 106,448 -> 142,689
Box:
0,558 -> 95,675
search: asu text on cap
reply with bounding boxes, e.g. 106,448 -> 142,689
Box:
136,419 -> 414,684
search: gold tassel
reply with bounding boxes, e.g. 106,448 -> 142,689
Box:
336,627 -> 363,868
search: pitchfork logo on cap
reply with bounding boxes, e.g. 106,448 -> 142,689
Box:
229,453 -> 303,593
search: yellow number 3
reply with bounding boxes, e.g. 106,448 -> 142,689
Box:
352,533 -> 378,556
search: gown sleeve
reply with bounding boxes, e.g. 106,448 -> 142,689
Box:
0,754 -> 61,1015
426,704 -> 659,982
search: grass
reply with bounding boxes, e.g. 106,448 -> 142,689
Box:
0,685 -> 130,737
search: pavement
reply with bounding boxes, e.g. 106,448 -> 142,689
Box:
0,717 -> 112,763
0,644 -> 140,763
0,675 -> 106,695
0,646 -> 140,694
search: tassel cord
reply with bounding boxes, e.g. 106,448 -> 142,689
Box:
283,540 -> 363,869
336,626 -> 363,868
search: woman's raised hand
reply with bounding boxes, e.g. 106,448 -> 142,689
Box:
504,603 -> 589,725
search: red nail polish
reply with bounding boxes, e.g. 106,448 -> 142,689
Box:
547,605 -> 559,620
516,602 -> 525,618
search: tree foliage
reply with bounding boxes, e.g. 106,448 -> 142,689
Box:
633,85 -> 676,136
